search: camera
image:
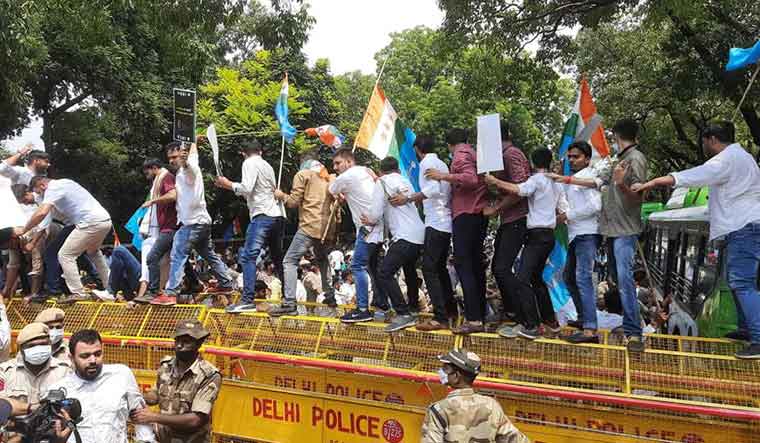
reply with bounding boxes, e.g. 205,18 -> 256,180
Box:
12,388 -> 82,443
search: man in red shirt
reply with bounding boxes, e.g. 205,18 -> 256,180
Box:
424,128 -> 488,334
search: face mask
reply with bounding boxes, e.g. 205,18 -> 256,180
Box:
176,350 -> 199,363
49,328 -> 64,345
437,368 -> 449,385
23,345 -> 52,366
611,142 -> 619,153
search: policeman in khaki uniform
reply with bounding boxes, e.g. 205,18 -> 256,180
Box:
34,307 -> 70,364
131,319 -> 221,443
421,349 -> 529,443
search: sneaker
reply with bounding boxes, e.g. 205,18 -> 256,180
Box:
384,314 -> 416,333
497,324 -> 522,339
415,319 -> 448,332
451,322 -> 485,335
542,323 -> 562,339
225,303 -> 257,314
28,293 -> 50,304
321,291 -> 338,308
133,292 -> 158,304
735,344 -> 760,360
564,330 -> 600,344
518,326 -> 540,340
58,294 -> 89,305
373,309 -> 388,322
626,336 -> 646,353
92,289 -> 116,302
150,294 -> 177,306
567,320 -> 583,330
341,309 -> 373,323
269,304 -> 298,317
725,330 -> 751,341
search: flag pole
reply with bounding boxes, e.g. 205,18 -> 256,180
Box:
733,63 -> 760,121
277,135 -> 285,188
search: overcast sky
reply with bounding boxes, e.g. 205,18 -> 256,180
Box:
3,0 -> 444,150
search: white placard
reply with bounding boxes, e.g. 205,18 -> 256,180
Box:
207,124 -> 221,176
476,113 -> 504,174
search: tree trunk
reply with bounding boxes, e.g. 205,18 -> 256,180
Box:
42,114 -> 53,152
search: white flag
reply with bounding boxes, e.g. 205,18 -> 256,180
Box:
476,113 -> 504,174
207,124 -> 221,176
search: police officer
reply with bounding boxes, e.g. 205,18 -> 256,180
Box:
131,319 -> 221,443
34,308 -> 69,364
421,349 -> 529,443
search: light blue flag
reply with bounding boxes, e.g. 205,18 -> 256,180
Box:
125,207 -> 148,251
275,74 -> 297,143
726,40 -> 760,71
397,126 -> 420,192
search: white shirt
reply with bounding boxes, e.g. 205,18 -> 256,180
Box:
42,179 -> 110,227
671,143 -> 760,240
328,250 -> 344,271
232,154 -> 284,219
518,173 -> 566,229
175,149 -> 212,225
51,364 -> 156,443
336,282 -> 355,305
329,166 -> 384,243
368,172 -> 425,245
0,162 -> 34,186
418,154 -> 452,233
560,167 -> 602,242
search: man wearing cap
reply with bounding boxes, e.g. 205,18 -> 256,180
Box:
132,319 -> 221,443
421,349 -> 528,443
34,308 -> 70,364
0,323 -> 70,438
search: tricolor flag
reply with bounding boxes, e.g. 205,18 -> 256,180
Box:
355,84 -> 419,191
305,125 -> 345,148
275,74 -> 297,143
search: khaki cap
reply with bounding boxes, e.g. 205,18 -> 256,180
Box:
34,308 -> 65,324
18,323 -> 50,346
438,348 -> 481,375
174,319 -> 209,340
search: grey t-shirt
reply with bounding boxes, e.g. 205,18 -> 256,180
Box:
599,146 -> 648,237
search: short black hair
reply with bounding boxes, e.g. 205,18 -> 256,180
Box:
142,158 -> 162,170
332,148 -> 355,161
702,121 -> 735,144
11,184 -> 29,202
567,141 -> 592,159
445,128 -> 468,146
530,148 -> 553,169
379,156 -> 399,173
27,150 -> 49,162
29,175 -> 50,189
165,141 -> 183,153
500,120 -> 511,142
413,136 -> 435,154
612,119 -> 639,142
242,139 -> 262,154
69,329 -> 102,356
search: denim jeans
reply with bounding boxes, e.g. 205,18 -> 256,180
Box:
108,246 -> 141,297
726,222 -> 760,344
565,234 -> 600,330
452,213 -> 488,322
239,215 -> 284,303
422,227 -> 456,323
350,230 -> 380,310
147,231 -> 175,293
282,229 -> 330,305
609,235 -> 642,337
165,224 -> 231,296
378,240 -> 421,316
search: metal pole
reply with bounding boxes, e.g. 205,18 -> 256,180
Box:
732,63 -> 760,121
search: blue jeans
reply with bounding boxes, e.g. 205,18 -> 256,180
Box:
108,246 -> 141,297
239,215 -> 284,304
165,224 -> 231,296
726,222 -> 760,344
350,230 -> 380,310
282,229 -> 329,304
609,235 -> 642,337
565,234 -> 600,330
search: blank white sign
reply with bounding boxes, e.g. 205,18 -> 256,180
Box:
476,113 -> 504,174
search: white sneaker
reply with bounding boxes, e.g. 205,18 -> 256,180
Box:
92,289 -> 116,301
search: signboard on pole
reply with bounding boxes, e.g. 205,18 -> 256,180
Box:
476,113 -> 504,174
173,88 -> 196,143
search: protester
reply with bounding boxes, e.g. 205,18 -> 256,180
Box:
633,121 -> 760,359
11,185 -> 47,300
34,307 -> 70,364
0,297 -> 11,362
18,176 -> 112,304
98,246 -> 141,301
421,349 -> 528,443
486,148 -> 565,340
270,150 -> 338,316
328,148 -> 384,323
160,142 -> 233,306
133,319 -> 221,442
424,129 -> 488,334
364,157 -> 425,333
0,145 -> 50,187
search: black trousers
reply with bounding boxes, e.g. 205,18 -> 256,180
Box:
515,228 -> 556,329
403,258 -> 420,310
422,227 -> 456,322
377,239 -> 421,316
453,213 -> 488,322
492,217 -> 527,316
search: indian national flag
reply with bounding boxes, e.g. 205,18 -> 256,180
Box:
355,84 -> 419,191
558,77 -> 611,174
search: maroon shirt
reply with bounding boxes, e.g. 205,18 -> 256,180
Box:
496,142 -> 530,223
157,173 -> 178,232
449,143 -> 487,220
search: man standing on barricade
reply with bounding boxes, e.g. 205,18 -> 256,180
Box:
133,319 -> 222,443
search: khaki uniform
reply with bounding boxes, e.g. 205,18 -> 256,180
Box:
0,354 -> 71,408
421,388 -> 529,443
52,339 -> 71,365
155,355 -> 222,443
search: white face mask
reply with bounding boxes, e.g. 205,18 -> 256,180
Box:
23,345 -> 52,366
49,328 -> 64,345
612,142 -> 620,153
437,368 -> 449,385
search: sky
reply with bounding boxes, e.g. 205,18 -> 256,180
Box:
3,0 -> 444,151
